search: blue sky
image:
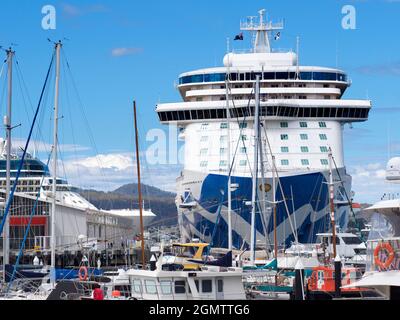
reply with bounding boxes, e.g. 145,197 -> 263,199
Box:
0,0 -> 399,203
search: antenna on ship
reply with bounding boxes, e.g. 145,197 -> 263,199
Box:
240,9 -> 284,53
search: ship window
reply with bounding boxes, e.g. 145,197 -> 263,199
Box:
342,237 -> 362,245
318,121 -> 326,127
319,134 -> 327,140
241,135 -> 247,141
299,122 -> 307,128
239,160 -> 247,166
220,123 -> 228,129
301,159 -> 309,166
320,146 -> 328,153
320,159 -> 328,165
300,134 -> 308,140
145,280 -> 157,294
281,159 -> 289,166
239,122 -> 248,129
219,160 -> 228,167
160,281 -> 172,295
200,161 -> 208,168
202,280 -> 213,293
280,134 -> 288,140
280,122 -> 288,128
281,146 -> 289,153
301,146 -> 309,153
240,147 -> 247,154
174,281 -> 186,294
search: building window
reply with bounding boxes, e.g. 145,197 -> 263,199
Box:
239,160 -> 247,166
300,122 -> 307,128
280,134 -> 289,140
220,123 -> 228,129
281,159 -> 289,166
301,159 -> 310,166
320,146 -> 328,153
200,148 -> 208,156
239,122 -> 248,129
319,121 -> 327,128
319,134 -> 327,140
280,122 -> 288,128
200,161 -> 208,168
240,147 -> 247,154
281,146 -> 289,153
300,134 -> 308,140
300,146 -> 309,153
200,136 -> 208,142
320,159 -> 328,165
219,160 -> 228,167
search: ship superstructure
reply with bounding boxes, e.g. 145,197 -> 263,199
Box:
156,10 -> 371,249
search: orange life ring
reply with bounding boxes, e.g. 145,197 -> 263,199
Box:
79,266 -> 88,281
374,242 -> 395,269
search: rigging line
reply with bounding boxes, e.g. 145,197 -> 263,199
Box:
331,154 -> 357,228
14,57 -> 52,156
261,122 -> 299,245
61,49 -> 115,195
6,150 -> 53,292
0,51 -> 54,236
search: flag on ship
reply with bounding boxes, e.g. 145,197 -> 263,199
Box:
274,32 -> 281,40
234,33 -> 243,40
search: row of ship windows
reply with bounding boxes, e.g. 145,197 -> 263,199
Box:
0,180 -> 41,186
199,159 -> 329,168
158,106 -> 369,122
200,134 -> 327,144
179,71 -> 347,85
206,121 -> 326,130
280,133 -> 327,140
199,146 -> 329,156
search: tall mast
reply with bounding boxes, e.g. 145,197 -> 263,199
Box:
272,155 -> 278,259
2,48 -> 14,280
50,41 -> 62,287
225,46 -> 232,252
250,75 -> 261,264
328,148 -> 337,258
133,101 -> 146,268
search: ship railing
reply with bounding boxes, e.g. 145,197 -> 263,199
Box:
231,48 -> 292,54
366,237 -> 400,272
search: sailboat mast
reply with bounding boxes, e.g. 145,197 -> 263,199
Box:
250,75 -> 261,264
272,155 -> 278,259
3,48 -> 14,278
225,64 -> 232,251
51,41 -> 61,286
328,148 -> 337,258
133,101 -> 146,268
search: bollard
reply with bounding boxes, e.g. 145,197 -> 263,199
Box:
334,254 -> 342,298
294,257 -> 305,300
150,254 -> 157,271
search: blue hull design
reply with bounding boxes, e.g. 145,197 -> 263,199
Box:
179,170 -> 349,249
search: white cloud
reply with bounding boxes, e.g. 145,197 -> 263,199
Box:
111,47 -> 143,57
348,162 -> 398,203
59,152 -> 180,192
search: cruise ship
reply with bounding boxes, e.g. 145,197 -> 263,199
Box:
156,10 -> 371,249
